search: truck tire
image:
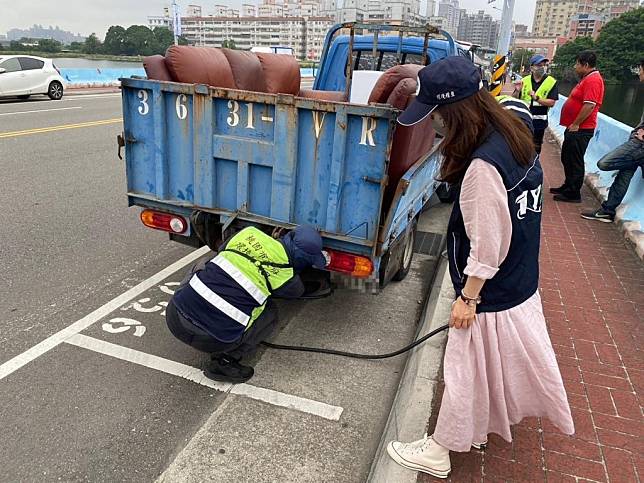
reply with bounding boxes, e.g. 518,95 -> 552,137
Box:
392,219 -> 417,282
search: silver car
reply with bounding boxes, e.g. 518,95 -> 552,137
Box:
0,55 -> 65,100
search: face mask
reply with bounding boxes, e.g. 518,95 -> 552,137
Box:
431,113 -> 447,136
532,66 -> 546,77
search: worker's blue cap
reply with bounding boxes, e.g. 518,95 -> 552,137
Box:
398,56 -> 482,127
530,54 -> 549,65
281,225 -> 328,271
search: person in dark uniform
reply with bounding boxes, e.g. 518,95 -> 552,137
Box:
513,54 -> 558,154
165,225 -> 327,383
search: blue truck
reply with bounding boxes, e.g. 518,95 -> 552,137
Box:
119,23 -> 465,287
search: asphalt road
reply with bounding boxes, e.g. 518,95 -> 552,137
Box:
0,90 -> 448,482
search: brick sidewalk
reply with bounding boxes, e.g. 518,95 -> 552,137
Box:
419,131 -> 643,483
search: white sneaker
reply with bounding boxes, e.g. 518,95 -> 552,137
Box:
386,434 -> 451,479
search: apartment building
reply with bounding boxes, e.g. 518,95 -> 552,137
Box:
532,0 -> 640,37
457,10 -> 500,49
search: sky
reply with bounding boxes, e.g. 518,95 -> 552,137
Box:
0,0 -> 537,38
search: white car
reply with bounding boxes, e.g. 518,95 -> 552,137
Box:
0,55 -> 65,100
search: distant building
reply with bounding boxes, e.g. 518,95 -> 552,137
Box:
532,0 -> 640,37
514,24 -> 530,38
328,0 -> 424,25
6,24 -> 84,44
186,4 -> 202,17
593,0 -> 640,20
148,15 -> 171,29
568,13 -> 604,40
513,36 -> 567,60
457,10 -> 500,50
426,0 -> 437,18
242,4 -> 257,17
180,15 -> 335,60
437,0 -> 461,36
428,16 -> 448,32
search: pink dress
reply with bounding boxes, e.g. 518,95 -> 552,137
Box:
432,159 -> 575,453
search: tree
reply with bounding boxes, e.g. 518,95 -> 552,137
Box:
152,26 -> 175,54
68,41 -> 84,52
221,39 -> 237,49
84,33 -> 102,54
104,25 -> 127,55
510,48 -> 535,75
37,38 -> 62,53
122,25 -> 157,56
551,36 -> 595,82
595,7 -> 644,82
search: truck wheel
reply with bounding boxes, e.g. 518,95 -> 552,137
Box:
392,219 -> 417,282
48,81 -> 63,100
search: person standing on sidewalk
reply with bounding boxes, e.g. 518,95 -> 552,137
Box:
552,50 -> 605,203
513,54 -> 559,154
582,58 -> 644,222
387,56 -> 574,479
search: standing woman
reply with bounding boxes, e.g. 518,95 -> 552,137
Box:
387,56 -> 574,478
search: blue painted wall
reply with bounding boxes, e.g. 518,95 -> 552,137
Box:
549,95 -> 643,228
60,68 -> 317,87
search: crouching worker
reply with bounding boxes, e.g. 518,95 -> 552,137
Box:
166,225 -> 327,383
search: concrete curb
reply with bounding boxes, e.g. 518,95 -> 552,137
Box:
367,257 -> 453,483
547,128 -> 644,260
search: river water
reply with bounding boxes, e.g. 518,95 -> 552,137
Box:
52,57 -> 143,69
558,82 -> 643,128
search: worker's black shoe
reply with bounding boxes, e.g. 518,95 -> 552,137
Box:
553,193 -> 581,203
549,185 -> 567,194
205,355 -> 254,383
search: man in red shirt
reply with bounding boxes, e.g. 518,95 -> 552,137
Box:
551,50 -> 605,202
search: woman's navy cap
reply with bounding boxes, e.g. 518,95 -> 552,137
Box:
398,56 -> 483,127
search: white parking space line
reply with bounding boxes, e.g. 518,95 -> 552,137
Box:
63,94 -> 122,101
0,106 -> 82,116
0,246 -> 210,381
66,333 -> 232,391
231,384 -> 344,421
66,333 -> 344,421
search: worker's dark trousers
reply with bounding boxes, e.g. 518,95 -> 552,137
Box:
166,298 -> 278,360
533,127 -> 546,154
561,128 -> 594,198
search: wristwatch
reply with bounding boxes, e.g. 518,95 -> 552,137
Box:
460,292 -> 481,307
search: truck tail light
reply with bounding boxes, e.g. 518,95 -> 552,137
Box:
140,209 -> 187,234
324,249 -> 373,278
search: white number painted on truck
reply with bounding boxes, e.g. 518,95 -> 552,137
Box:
176,94 -> 188,120
137,90 -> 149,116
227,101 -> 271,129
227,100 -> 240,127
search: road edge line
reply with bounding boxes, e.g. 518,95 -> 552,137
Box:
0,246 -> 210,381
366,255 -> 453,483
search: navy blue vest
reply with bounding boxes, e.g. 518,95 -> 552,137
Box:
173,243 -> 293,344
447,130 -> 543,313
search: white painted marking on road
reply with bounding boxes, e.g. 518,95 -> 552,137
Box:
66,333 -> 231,391
63,93 -> 121,101
231,384 -> 344,421
65,333 -> 344,421
0,106 -> 82,116
0,246 -> 210,381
